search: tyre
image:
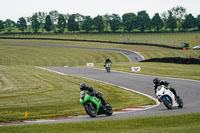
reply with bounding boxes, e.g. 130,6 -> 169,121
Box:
108,67 -> 110,72
178,98 -> 183,108
162,96 -> 173,109
84,102 -> 97,117
106,67 -> 109,72
105,103 -> 113,116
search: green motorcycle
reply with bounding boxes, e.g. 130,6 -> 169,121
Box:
80,90 -> 113,117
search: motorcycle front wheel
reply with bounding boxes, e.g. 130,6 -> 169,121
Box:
84,102 -> 97,117
162,96 -> 173,109
106,67 -> 110,72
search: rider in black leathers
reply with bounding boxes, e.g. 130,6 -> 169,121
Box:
80,83 -> 108,106
153,78 -> 179,98
104,57 -> 112,67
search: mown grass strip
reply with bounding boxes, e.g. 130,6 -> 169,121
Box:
1,32 -> 200,47
0,44 -> 129,66
1,39 -> 199,60
0,113 -> 200,133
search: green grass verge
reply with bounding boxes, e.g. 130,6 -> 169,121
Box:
1,39 -> 199,60
95,62 -> 200,80
1,32 -> 200,47
0,65 -> 155,122
0,113 -> 200,133
0,43 -> 129,66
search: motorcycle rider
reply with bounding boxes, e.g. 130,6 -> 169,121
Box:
104,57 -> 112,67
153,78 -> 179,99
80,83 -> 108,106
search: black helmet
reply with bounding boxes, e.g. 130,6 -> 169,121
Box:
80,83 -> 86,91
153,78 -> 159,84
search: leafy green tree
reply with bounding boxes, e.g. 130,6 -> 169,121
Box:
37,12 -> 47,33
171,6 -> 186,31
68,14 -> 79,32
196,15 -> 200,31
57,14 -> 67,33
122,13 -> 137,32
152,13 -> 163,31
31,14 -> 40,33
63,14 -> 70,31
81,16 -> 93,32
73,14 -> 84,32
44,15 -> 53,33
103,14 -> 111,32
136,11 -> 151,32
4,19 -> 15,33
161,11 -> 168,31
49,10 -> 59,32
17,17 -> 27,32
0,20 -> 5,32
109,14 -> 121,32
75,13 -> 84,24
26,17 -> 32,32
182,14 -> 196,31
167,11 -> 177,32
93,15 -> 104,32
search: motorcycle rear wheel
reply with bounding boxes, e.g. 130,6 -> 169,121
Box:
105,103 -> 113,116
177,98 -> 183,108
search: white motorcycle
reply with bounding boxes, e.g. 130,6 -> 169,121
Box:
155,85 -> 183,109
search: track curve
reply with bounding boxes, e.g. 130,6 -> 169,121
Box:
2,66 -> 199,126
31,67 -> 199,123
0,42 -> 144,62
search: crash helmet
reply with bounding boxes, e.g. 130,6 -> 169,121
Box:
153,78 -> 160,84
80,83 -> 86,91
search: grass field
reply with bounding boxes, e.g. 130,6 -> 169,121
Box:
1,32 -> 200,47
0,112 -> 200,133
0,43 -> 129,66
1,39 -> 200,60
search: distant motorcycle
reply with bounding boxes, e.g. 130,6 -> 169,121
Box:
155,85 -> 183,109
104,63 -> 112,73
80,90 -> 113,117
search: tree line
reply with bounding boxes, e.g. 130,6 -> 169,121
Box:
0,6 -> 200,34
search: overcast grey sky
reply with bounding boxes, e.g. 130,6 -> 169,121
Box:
1,0 -> 199,21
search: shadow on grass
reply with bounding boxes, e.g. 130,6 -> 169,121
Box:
141,57 -> 200,64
